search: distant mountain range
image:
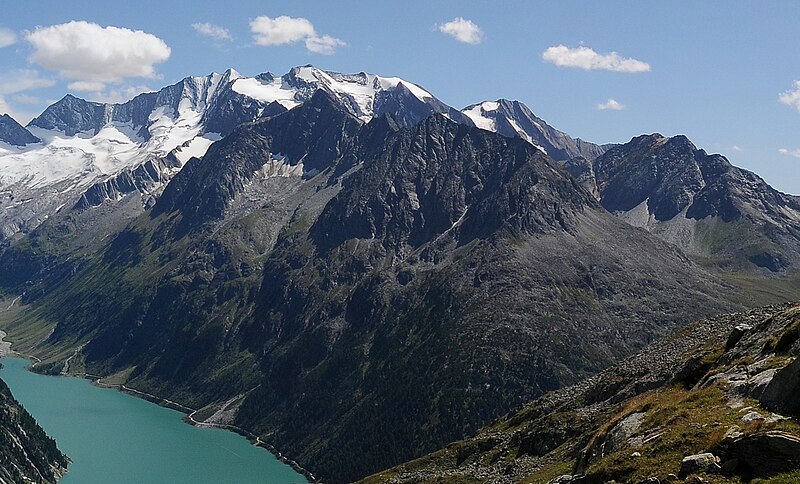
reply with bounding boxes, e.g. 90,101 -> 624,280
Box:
0,66 -> 604,239
0,65 -> 798,483
570,133 -> 800,274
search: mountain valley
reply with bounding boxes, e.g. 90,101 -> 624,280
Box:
0,65 -> 798,483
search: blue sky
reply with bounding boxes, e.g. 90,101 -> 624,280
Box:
1,1 -> 799,194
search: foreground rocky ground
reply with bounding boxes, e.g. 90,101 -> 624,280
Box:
363,303 -> 800,483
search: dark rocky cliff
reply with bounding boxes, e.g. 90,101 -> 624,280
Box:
583,134 -> 800,274
0,375 -> 69,484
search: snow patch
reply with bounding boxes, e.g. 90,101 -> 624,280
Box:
462,104 -> 497,132
259,153 -> 305,178
461,101 -> 547,154
173,134 -> 220,164
231,77 -> 300,109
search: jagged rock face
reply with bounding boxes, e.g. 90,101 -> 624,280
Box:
595,133 -> 800,223
461,99 -> 612,161
227,109 -> 731,481
28,70 -> 249,139
592,134 -> 800,271
309,114 -> 592,254
372,81 -> 473,128
203,92 -> 287,136
595,135 -> 708,221
0,114 -> 40,146
0,378 -> 69,483
27,94 -> 108,136
74,154 -> 182,210
153,89 -> 363,230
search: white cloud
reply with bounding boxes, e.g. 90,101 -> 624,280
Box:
192,22 -> 232,42
25,21 -> 171,90
596,98 -> 625,111
305,35 -> 346,55
250,15 -> 345,54
0,69 -> 55,95
0,28 -> 16,48
779,81 -> 800,111
778,148 -> 800,159
542,44 -> 651,73
437,17 -> 483,45
250,16 -> 314,45
732,145 -> 743,152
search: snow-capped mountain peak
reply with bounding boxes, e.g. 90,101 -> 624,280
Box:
0,65 -> 469,238
462,101 -> 502,131
461,99 -> 610,161
230,65 -> 440,123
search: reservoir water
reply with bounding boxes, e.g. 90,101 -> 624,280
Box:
0,357 -> 306,484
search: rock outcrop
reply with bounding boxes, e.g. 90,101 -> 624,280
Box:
678,453 -> 720,478
718,431 -> 800,477
760,357 -> 800,416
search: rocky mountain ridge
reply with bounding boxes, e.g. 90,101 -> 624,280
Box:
0,65 -> 607,241
578,133 -> 800,274
0,114 -> 39,147
461,99 -> 613,161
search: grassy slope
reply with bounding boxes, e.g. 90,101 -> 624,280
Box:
363,304 -> 800,483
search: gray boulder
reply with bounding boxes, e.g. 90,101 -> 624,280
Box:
760,358 -> 800,416
679,453 -> 720,478
720,431 -> 800,477
746,368 -> 777,399
725,323 -> 752,350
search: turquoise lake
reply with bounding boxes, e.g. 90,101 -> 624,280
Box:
0,357 -> 306,484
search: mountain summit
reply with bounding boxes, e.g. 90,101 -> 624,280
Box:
0,113 -> 40,147
461,99 -> 611,161
588,133 -> 800,273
